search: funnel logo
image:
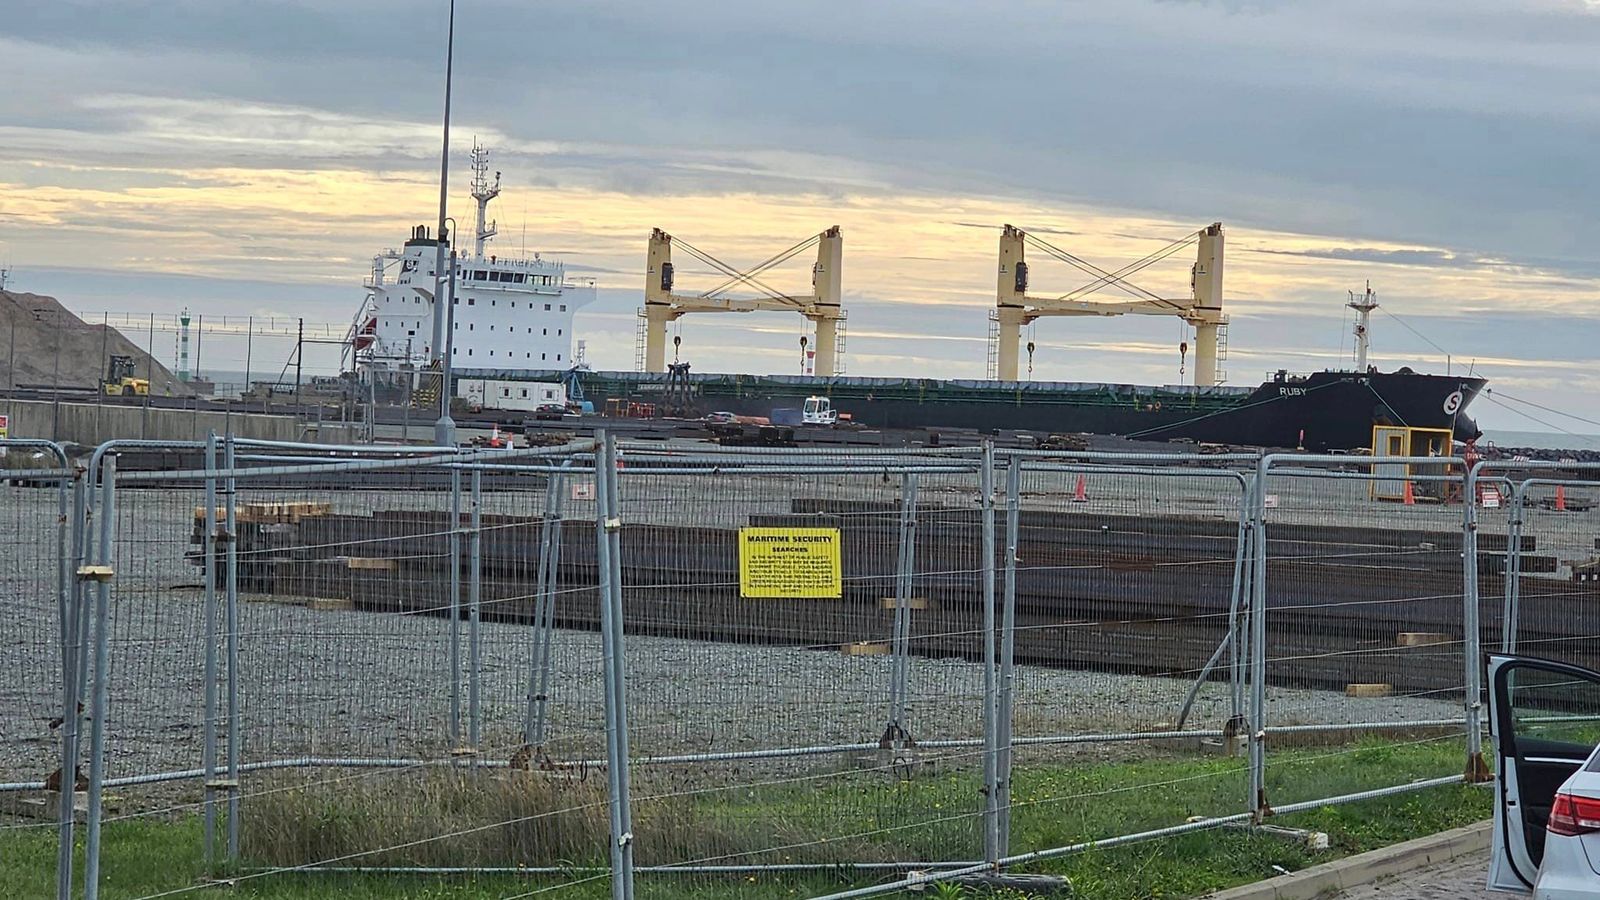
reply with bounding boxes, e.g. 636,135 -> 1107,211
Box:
1443,390 -> 1463,416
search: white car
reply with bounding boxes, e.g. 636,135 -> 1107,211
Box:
1488,654 -> 1600,897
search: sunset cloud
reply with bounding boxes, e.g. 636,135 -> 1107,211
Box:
2,1 -> 1598,431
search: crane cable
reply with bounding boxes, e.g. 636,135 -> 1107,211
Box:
676,238 -> 808,308
1059,232 -> 1200,304
670,237 -> 806,308
1022,233 -> 1155,302
671,239 -> 786,304
1020,230 -> 1191,311
700,233 -> 820,303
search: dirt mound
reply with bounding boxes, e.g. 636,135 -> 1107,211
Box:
0,291 -> 191,396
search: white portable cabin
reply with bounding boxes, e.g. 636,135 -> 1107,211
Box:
457,378 -> 567,413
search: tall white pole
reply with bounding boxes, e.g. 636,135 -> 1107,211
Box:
433,0 -> 458,446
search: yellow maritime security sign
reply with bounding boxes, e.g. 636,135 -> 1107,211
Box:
738,527 -> 843,599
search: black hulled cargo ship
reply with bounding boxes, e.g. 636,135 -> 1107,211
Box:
356,159 -> 1484,453
494,366 -> 1485,452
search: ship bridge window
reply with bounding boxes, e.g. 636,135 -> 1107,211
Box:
475,270 -> 487,280
514,274 -> 525,284
490,272 -> 501,282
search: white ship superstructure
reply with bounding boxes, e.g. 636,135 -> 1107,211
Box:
351,143 -> 597,388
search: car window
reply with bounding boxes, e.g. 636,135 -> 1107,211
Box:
1508,665 -> 1600,749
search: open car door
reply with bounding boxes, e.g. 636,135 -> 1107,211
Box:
1487,653 -> 1600,892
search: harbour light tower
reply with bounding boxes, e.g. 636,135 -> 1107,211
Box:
178,308 -> 192,381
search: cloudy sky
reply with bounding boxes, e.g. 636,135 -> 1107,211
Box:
3,0 -> 1599,434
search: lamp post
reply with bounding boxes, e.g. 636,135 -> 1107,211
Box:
432,0 -> 458,447
440,239 -> 459,444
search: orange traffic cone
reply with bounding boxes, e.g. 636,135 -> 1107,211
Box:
1070,474 -> 1089,503
1556,485 -> 1567,512
1402,480 -> 1415,505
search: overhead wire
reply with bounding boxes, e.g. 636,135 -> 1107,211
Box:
1478,392 -> 1592,443
1485,390 -> 1600,433
1377,306 -> 1452,363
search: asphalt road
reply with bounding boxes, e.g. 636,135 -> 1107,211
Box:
1335,856 -> 1500,899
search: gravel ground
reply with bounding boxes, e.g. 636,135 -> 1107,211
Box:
2,469 -> 1564,796
4,590 -> 1468,790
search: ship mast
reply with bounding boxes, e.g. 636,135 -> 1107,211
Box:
1347,282 -> 1378,371
470,139 -> 500,260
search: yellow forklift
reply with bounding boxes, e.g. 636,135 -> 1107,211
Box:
102,355 -> 150,397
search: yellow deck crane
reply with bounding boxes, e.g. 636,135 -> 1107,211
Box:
639,226 -> 845,374
991,222 -> 1227,385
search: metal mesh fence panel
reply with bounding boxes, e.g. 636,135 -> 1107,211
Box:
995,455 -> 1253,883
65,442 -> 617,900
1256,462 -> 1470,813
217,446 -> 613,894
1500,477 -> 1600,669
610,446 -> 991,897
0,446 -> 71,793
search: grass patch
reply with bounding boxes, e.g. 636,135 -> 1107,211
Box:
243,769 -> 610,868
0,740 -> 1491,899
